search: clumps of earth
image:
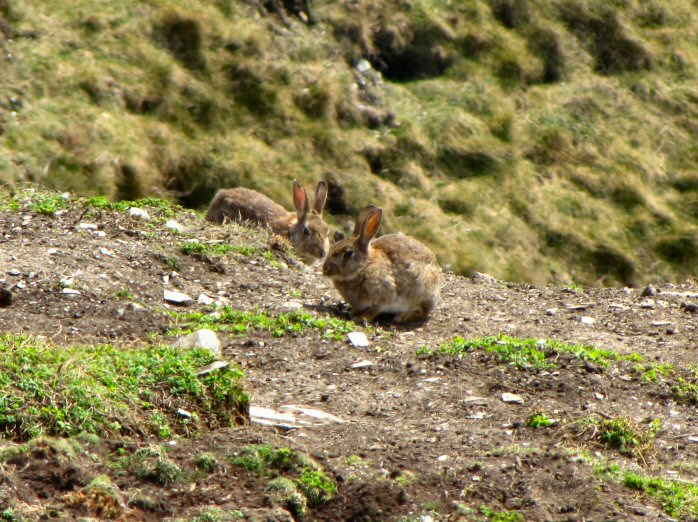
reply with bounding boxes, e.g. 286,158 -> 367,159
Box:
0,188 -> 698,521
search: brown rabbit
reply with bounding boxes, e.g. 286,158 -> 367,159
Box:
322,205 -> 441,322
206,181 -> 330,264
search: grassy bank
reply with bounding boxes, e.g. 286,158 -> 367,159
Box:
2,0 -> 698,285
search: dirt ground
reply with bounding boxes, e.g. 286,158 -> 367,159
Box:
1,192 -> 698,521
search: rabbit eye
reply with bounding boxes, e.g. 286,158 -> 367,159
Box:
303,227 -> 311,236
343,250 -> 354,259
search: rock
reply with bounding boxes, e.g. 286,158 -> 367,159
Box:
641,284 -> 656,297
351,359 -> 374,369
7,269 -> 20,276
281,300 -> 303,309
471,272 -> 497,284
281,405 -> 346,424
681,302 -> 698,314
580,316 -> 595,325
165,220 -> 185,233
196,360 -> 230,376
62,288 -> 81,296
347,331 -> 369,347
173,329 -> 221,356
462,397 -> 489,406
0,288 -> 12,307
128,207 -> 150,220
78,222 -> 98,230
164,290 -> 192,305
197,293 -> 214,306
176,408 -> 192,419
501,393 -> 524,404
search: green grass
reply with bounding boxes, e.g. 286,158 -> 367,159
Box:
577,416 -> 660,458
297,468 -> 338,506
431,335 -> 627,370
180,240 -> 260,257
230,444 -> 337,510
528,413 -> 555,428
3,1 -> 698,286
426,335 -> 648,370
0,333 -> 248,441
168,306 -> 358,340
479,505 -> 525,522
83,195 -> 178,217
597,464 -> 698,519
423,336 -> 698,406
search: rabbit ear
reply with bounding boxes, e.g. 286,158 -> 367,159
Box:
353,204 -> 378,236
357,206 -> 382,252
293,181 -> 310,220
313,181 -> 328,215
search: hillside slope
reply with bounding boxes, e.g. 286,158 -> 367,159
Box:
1,0 -> 698,285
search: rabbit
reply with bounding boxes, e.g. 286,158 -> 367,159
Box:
322,204 -> 441,322
206,180 -> 330,265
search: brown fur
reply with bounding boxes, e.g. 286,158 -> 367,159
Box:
322,206 -> 441,322
206,181 -> 330,264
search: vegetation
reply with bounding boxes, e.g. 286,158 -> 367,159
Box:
167,306 -> 358,340
528,412 -> 555,428
0,333 -> 248,441
423,335 -> 636,369
574,416 -> 660,459
230,444 -> 337,511
2,0 -> 698,285
597,464 -> 698,519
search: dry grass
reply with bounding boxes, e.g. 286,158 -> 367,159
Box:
1,0 -> 698,285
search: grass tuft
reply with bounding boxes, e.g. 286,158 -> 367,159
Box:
168,306 -> 357,340
0,333 -> 248,441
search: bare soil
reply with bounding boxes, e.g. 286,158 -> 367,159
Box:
1,195 -> 698,521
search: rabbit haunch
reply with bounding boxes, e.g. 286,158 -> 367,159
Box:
322,206 -> 441,323
206,181 -> 330,265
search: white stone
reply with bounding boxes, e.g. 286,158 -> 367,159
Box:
197,293 -> 215,306
79,223 -> 98,230
128,207 -> 150,219
501,392 -> 524,404
580,316 -> 595,325
62,288 -> 81,296
164,290 -> 192,304
347,331 -> 369,347
197,360 -> 230,376
165,220 -> 185,233
173,329 -> 221,355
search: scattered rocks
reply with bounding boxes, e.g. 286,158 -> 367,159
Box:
501,393 -> 524,404
196,360 -> 230,376
641,284 -> 656,297
680,302 -> 698,314
347,331 -> 369,347
164,290 -> 193,305
176,408 -> 192,419
128,207 -> 150,220
165,219 -> 185,232
173,329 -> 221,356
